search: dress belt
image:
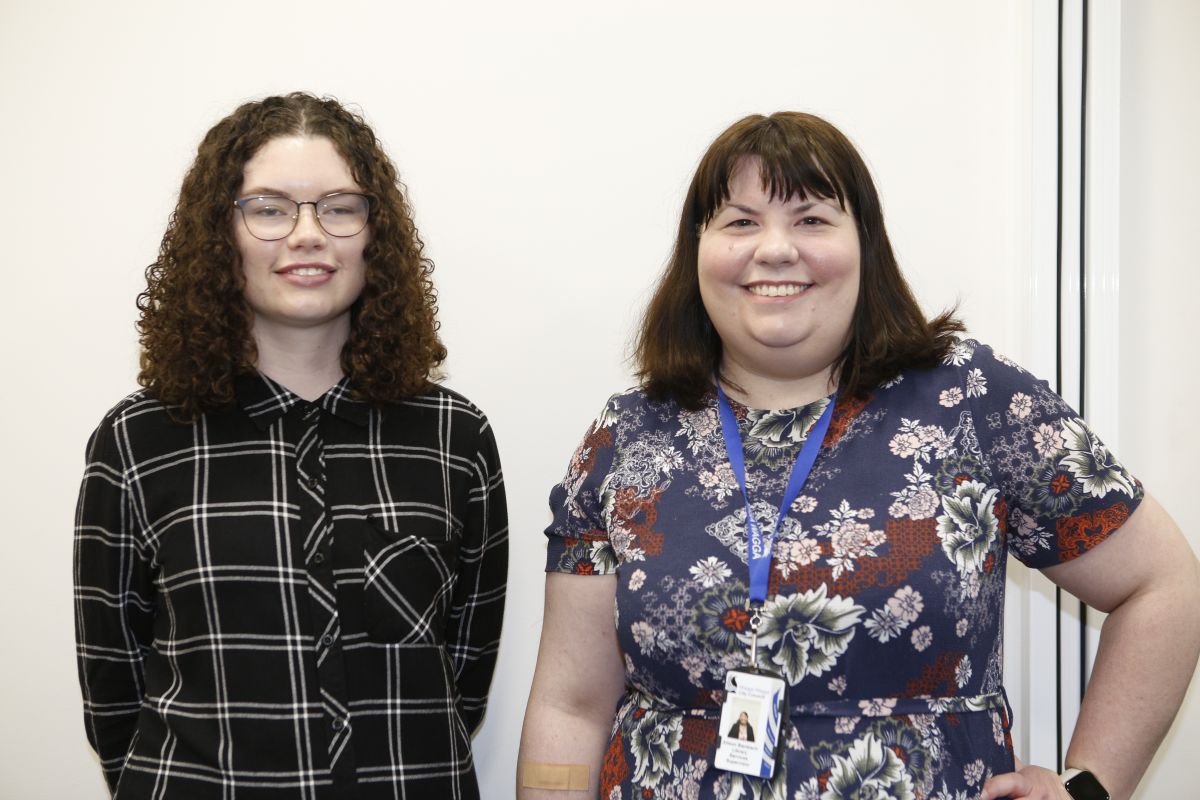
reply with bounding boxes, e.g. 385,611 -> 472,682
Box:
621,685 -> 1012,729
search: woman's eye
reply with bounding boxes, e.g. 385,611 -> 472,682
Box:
728,218 -> 755,228
799,216 -> 826,226
253,205 -> 287,217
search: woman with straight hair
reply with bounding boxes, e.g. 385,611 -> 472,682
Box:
518,112 -> 1198,799
74,92 -> 507,799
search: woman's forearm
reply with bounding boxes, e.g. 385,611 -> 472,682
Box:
1065,568 -> 1200,799
517,698 -> 618,799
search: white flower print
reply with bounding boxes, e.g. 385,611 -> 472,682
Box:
792,494 -> 818,514
688,556 -> 732,588
774,537 -> 823,578
795,778 -> 822,800
889,418 -> 953,464
963,759 -> 985,786
631,621 -> 656,653
607,787 -> 622,800
677,407 -> 718,449
944,339 -> 976,366
751,586 -> 865,683
681,654 -> 706,687
956,618 -> 970,638
907,485 -> 940,520
965,367 -> 988,398
958,570 -> 982,601
824,731 -> 917,800
1033,422 -> 1065,458
816,501 -> 887,579
888,586 -> 924,622
994,350 -> 1024,370
865,607 -> 904,643
1009,508 -> 1052,557
1060,417 -> 1137,498
787,725 -> 805,751
1009,392 -> 1033,419
936,480 -> 999,574
911,625 -> 932,652
955,655 -> 973,687
992,710 -> 1006,746
834,716 -> 859,735
628,569 -> 646,591
889,430 -> 922,458
828,675 -> 847,696
629,711 -> 682,787
859,697 -> 897,717
938,387 -> 964,407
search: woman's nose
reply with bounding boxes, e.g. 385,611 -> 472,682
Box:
754,225 -> 799,266
288,204 -> 327,246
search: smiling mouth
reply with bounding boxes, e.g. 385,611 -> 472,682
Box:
280,264 -> 334,277
746,283 -> 811,297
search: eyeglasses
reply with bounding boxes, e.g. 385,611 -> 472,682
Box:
233,192 -> 371,241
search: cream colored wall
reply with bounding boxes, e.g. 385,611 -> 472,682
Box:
1119,1 -> 1200,797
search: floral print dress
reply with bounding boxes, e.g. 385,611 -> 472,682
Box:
545,341 -> 1142,800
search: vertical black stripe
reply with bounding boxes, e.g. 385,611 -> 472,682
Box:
1078,0 -> 1091,705
1054,0 -> 1066,774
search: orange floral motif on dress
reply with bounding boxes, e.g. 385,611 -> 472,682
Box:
599,732 -> 629,795
770,517 -> 940,597
1056,502 -> 1131,561
612,485 -> 667,557
721,607 -> 750,633
827,394 -> 870,447
575,425 -> 613,474
904,650 -> 965,698
679,716 -> 717,757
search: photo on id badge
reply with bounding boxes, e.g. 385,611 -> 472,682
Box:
714,669 -> 785,778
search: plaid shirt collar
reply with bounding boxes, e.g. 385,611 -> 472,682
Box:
235,371 -> 371,430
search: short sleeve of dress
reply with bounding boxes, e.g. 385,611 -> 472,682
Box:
956,341 -> 1144,568
544,394 -> 623,576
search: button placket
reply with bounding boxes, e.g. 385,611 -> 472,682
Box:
292,405 -> 355,782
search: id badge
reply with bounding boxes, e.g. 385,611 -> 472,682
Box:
713,667 -> 788,779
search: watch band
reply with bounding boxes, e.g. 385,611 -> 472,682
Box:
1061,768 -> 1110,800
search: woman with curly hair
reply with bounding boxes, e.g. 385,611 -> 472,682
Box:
74,93 -> 507,799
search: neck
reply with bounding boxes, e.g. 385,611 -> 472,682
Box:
252,319 -> 349,401
719,354 -> 837,410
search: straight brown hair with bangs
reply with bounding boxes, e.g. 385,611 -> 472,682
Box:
633,111 -> 962,409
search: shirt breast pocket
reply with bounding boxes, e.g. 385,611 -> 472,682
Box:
360,518 -> 459,644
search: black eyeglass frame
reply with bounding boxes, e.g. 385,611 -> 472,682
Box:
232,192 -> 372,241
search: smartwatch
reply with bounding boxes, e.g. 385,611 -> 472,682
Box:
1061,768 -> 1109,800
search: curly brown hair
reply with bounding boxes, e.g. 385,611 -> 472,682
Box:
137,92 -> 446,418
634,112 -> 962,409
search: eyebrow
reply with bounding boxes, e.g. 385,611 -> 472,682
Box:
722,200 -> 821,215
238,187 -> 360,199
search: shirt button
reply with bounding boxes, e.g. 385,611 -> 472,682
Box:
312,551 -> 326,566
303,404 -> 319,421
321,633 -> 335,647
303,476 -> 319,490
331,718 -> 346,732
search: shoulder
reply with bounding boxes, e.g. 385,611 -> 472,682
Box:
884,339 -> 1043,395
90,388 -> 194,443
84,389 -> 196,470
383,384 -> 502,457
384,384 -> 493,427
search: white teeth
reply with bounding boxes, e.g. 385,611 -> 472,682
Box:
288,267 -> 329,276
747,283 -> 809,297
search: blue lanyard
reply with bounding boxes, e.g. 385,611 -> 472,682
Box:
716,385 -> 836,607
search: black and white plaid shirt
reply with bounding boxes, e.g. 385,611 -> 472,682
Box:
74,373 -> 507,799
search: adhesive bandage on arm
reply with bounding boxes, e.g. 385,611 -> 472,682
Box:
520,762 -> 590,791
